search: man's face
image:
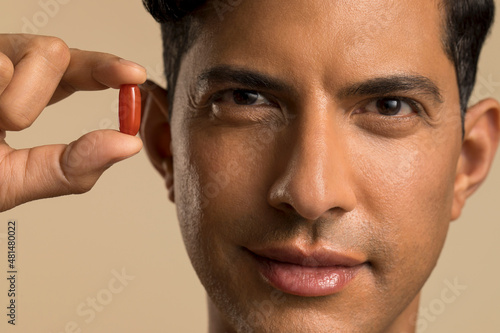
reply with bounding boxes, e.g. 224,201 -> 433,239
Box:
168,0 -> 462,331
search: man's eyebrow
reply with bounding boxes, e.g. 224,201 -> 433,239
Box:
197,65 -> 294,93
197,67 -> 444,105
338,75 -> 444,104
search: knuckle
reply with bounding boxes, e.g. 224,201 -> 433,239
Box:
30,36 -> 71,71
0,53 -> 14,83
43,37 -> 71,68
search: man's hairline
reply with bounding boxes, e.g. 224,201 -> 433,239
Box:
164,0 -> 463,130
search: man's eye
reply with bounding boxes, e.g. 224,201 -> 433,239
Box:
364,98 -> 416,116
216,89 -> 273,106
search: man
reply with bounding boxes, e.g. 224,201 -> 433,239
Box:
0,0 -> 499,332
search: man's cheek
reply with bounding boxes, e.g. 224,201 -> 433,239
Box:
180,138 -> 254,219
354,142 -> 453,236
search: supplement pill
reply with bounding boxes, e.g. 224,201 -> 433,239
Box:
119,84 -> 141,136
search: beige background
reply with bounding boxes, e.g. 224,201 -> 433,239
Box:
0,1 -> 498,332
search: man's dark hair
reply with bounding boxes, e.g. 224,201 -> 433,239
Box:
142,0 -> 495,120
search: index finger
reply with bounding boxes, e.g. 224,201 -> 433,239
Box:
0,34 -> 147,131
49,48 -> 147,105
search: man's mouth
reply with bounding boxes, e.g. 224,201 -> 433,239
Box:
246,245 -> 367,297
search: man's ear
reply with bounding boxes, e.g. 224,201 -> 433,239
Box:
451,98 -> 500,221
139,80 -> 175,203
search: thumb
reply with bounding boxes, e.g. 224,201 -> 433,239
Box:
0,129 -> 142,211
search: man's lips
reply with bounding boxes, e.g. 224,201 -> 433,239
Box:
248,245 -> 366,267
246,245 -> 367,297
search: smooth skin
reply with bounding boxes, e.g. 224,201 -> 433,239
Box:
141,1 -> 500,332
0,1 -> 499,333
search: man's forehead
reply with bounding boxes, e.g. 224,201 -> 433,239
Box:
183,0 -> 455,102
203,0 -> 445,34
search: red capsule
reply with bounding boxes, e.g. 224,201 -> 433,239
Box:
119,84 -> 141,136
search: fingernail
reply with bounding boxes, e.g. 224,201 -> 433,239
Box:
119,58 -> 146,72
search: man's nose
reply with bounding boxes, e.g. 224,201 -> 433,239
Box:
267,109 -> 357,221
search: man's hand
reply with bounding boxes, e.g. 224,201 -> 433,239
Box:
0,34 -> 147,212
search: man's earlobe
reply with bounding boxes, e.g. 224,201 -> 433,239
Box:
162,159 -> 175,202
451,98 -> 500,220
139,80 -> 175,203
